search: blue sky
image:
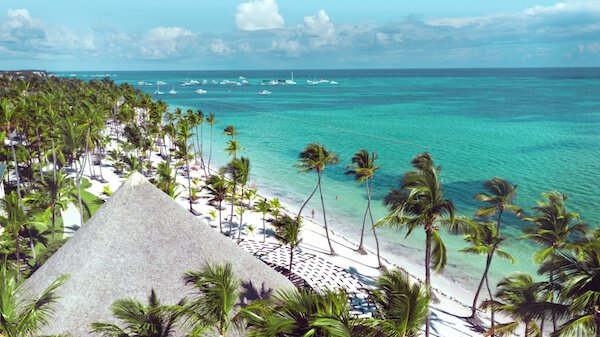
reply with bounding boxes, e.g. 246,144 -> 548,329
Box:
1,0 -> 599,70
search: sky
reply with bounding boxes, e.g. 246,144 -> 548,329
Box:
0,0 -> 599,70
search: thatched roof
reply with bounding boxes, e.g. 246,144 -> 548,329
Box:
24,172 -> 293,336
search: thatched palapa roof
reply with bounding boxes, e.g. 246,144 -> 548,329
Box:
24,172 -> 293,336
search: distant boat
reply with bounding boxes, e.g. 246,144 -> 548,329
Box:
196,89 -> 207,94
330,81 -> 338,85
153,84 -> 164,95
241,79 -> 249,85
239,76 -> 246,80
285,72 -> 296,85
168,87 -> 178,94
307,79 -> 319,85
202,79 -> 208,85
258,90 -> 271,95
182,79 -> 200,86
211,80 -> 218,84
156,81 -> 167,85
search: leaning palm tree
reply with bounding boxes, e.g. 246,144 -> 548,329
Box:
521,191 -> 587,332
0,265 -> 69,337
379,152 -> 454,337
90,289 -> 181,337
371,269 -> 430,337
460,220 -> 515,321
539,230 -> 600,337
206,113 -> 218,173
295,143 -> 339,255
181,262 -> 240,337
345,149 -> 383,267
481,273 -> 544,337
274,215 -> 303,273
254,198 -> 271,243
34,171 -> 80,238
472,177 -> 522,324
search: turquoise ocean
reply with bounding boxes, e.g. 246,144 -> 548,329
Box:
59,68 -> 600,291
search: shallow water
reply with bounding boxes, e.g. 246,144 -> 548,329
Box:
61,68 -> 600,289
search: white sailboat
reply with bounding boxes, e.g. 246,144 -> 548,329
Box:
168,87 -> 177,95
153,84 -> 164,95
196,89 -> 207,94
285,72 -> 296,85
258,90 -> 271,95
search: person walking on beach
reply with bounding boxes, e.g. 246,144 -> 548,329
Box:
311,209 -> 315,220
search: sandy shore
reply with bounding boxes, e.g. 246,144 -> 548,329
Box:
71,129 -> 487,337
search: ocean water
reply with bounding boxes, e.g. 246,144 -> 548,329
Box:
59,68 -> 600,290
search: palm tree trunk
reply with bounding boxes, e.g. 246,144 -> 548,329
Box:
218,200 -> 223,234
29,227 -> 36,259
238,186 -> 244,243
524,321 -> 529,337
230,180 -> 236,239
367,180 -> 383,268
185,151 -> 193,212
297,180 -> 319,222
486,275 -> 495,336
289,248 -> 294,273
262,214 -> 266,243
549,267 -> 557,332
15,233 -> 20,281
356,183 -> 369,254
318,172 -> 335,255
36,128 -> 44,179
51,138 -> 57,181
208,125 -> 213,173
425,226 -> 432,337
471,251 -> 494,318
11,143 -> 23,206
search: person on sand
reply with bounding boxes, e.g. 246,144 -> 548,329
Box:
311,209 -> 315,220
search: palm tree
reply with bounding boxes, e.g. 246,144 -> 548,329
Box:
225,139 -> 241,159
205,173 -> 228,234
1,99 -> 23,206
521,191 -> 587,332
155,161 -> 180,198
460,220 -> 515,321
481,273 -> 544,337
274,215 -> 303,273
345,149 -> 383,267
472,177 -> 522,324
227,157 -> 250,242
0,192 -> 27,279
206,113 -> 218,173
0,265 -> 69,337
223,124 -> 239,139
371,269 -> 430,337
379,152 -> 454,337
90,289 -> 181,337
176,120 -> 194,212
181,262 -> 240,337
34,170 -> 81,239
243,288 -> 370,337
295,143 -> 339,255
269,198 -> 284,220
254,198 -> 271,243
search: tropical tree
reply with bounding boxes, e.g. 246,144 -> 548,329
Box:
0,192 -> 27,279
1,99 -> 23,204
269,198 -> 284,220
227,157 -> 250,242
206,113 -> 218,173
155,161 -> 180,199
223,125 -> 239,139
176,120 -> 194,212
242,288 -> 371,337
471,177 -> 522,324
225,139 -> 241,159
181,262 -> 240,337
205,173 -> 229,234
460,220 -> 515,321
345,149 -> 383,267
295,143 -> 339,255
90,289 -> 181,337
521,191 -> 587,332
481,273 -> 544,337
274,215 -> 302,273
0,265 -> 69,337
371,269 -> 430,337
254,198 -> 271,243
34,170 -> 80,237
379,152 -> 454,337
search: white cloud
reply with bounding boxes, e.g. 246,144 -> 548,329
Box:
235,0 -> 284,31
138,26 -> 195,59
4,9 -> 33,29
270,39 -> 302,57
210,38 -> 231,55
302,10 -> 337,48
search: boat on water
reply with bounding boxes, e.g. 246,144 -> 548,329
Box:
168,87 -> 177,94
307,79 -> 319,85
182,79 -> 200,86
285,72 -> 296,85
211,80 -> 218,84
258,90 -> 272,95
156,81 -> 167,85
330,81 -> 338,85
153,84 -> 164,95
138,81 -> 154,86
202,79 -> 208,85
195,89 -> 207,94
